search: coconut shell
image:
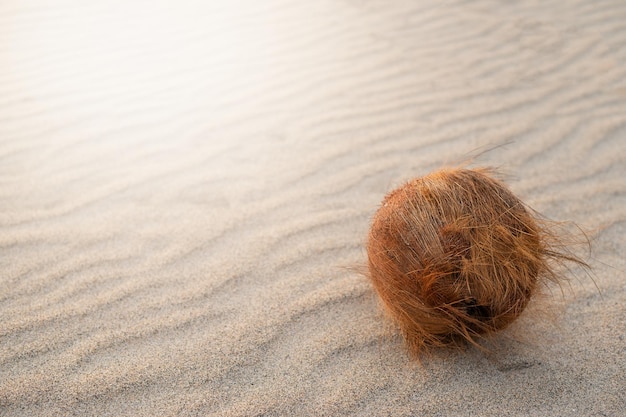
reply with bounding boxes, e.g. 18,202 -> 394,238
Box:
367,167 -> 585,355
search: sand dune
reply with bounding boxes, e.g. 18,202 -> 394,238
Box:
1,0 -> 625,415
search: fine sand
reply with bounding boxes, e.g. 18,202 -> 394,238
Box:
1,0 -> 625,416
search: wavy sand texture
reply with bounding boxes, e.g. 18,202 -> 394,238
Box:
1,0 -> 625,416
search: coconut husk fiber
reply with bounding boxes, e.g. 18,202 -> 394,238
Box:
367,167 -> 588,356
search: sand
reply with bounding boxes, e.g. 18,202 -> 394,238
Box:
1,0 -> 625,415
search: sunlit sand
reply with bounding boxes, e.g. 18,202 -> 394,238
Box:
1,0 -> 625,415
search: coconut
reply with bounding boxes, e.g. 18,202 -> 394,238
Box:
366,167 -> 587,355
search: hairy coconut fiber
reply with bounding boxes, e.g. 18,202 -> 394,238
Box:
367,167 -> 587,356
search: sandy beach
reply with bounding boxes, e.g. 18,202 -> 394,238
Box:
1,0 -> 625,415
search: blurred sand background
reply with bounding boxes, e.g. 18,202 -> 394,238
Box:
1,0 -> 625,415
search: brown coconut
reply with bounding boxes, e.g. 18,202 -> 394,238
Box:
366,167 -> 587,355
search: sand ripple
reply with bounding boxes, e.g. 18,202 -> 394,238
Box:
1,0 -> 625,415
